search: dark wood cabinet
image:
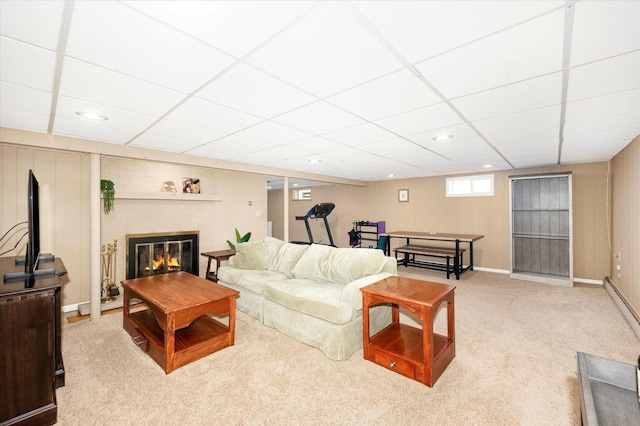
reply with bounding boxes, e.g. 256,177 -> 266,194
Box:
0,257 -> 66,426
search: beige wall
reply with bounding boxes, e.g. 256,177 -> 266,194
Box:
1,145 -> 91,307
100,156 -> 268,296
269,162 -> 611,281
609,136 -> 639,317
1,145 -> 268,308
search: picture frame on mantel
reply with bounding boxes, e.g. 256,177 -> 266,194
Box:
398,189 -> 409,203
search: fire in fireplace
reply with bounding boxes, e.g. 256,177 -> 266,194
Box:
125,232 -> 199,279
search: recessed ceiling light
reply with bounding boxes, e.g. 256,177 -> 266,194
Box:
387,173 -> 395,178
308,158 -> 321,164
76,111 -> 109,121
483,164 -> 495,168
267,185 -> 272,189
293,183 -> 299,187
432,134 -> 453,141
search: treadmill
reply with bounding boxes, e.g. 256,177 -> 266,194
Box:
294,203 -> 336,247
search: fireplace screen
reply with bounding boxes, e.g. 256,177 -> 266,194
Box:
126,232 -> 198,279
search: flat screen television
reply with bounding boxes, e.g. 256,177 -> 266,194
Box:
3,169 -> 54,283
27,168 -> 40,270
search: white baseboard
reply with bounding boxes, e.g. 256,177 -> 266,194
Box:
473,266 -> 603,286
474,266 -> 509,274
62,302 -> 84,313
574,277 -> 603,285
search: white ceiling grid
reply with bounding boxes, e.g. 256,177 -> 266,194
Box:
0,0 -> 638,183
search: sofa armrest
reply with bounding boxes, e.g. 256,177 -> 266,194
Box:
340,272 -> 394,311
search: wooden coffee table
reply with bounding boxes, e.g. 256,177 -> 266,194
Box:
361,276 -> 455,387
122,272 -> 239,373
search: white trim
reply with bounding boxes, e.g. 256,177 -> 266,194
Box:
474,266 -> 509,274
574,277 -> 603,285
62,302 -> 83,313
462,267 -> 603,285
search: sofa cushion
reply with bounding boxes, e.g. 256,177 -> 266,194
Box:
229,240 -> 267,270
291,244 -> 387,284
217,267 -> 289,295
264,279 -> 353,324
264,236 -> 286,270
272,243 -> 309,276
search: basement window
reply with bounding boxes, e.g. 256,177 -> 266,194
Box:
292,188 -> 312,201
446,174 -> 494,197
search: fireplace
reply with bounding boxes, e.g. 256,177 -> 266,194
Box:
126,232 -> 199,279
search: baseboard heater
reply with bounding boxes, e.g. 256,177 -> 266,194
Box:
604,276 -> 640,340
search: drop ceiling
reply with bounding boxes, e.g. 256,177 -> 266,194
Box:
1,0 -> 638,182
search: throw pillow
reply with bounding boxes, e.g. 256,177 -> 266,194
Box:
231,240 -> 267,270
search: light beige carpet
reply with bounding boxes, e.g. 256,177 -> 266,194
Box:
56,270 -> 639,425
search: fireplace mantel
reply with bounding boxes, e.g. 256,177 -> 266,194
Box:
112,192 -> 222,201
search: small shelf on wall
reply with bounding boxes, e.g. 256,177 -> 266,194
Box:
112,192 -> 222,202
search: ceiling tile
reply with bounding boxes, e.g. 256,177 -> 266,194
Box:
196,62 -> 317,118
358,137 -> 432,162
472,105 -> 561,136
323,123 -> 396,147
254,137 -> 347,160
165,97 -> 262,134
567,52 -> 640,102
407,123 -> 482,147
0,0 -> 64,50
0,82 -> 52,116
227,120 -> 312,146
565,89 -> 640,124
66,1 -> 235,94
564,112 -> 640,139
561,131 -> 634,163
425,137 -> 494,158
52,117 -> 138,144
124,0 -> 314,58
374,103 -> 463,136
452,72 -> 562,121
0,37 -> 56,91
130,120 -> 227,152
58,58 -> 186,117
247,1 -> 401,97
0,108 -> 49,133
272,101 -> 364,135
54,96 -> 157,136
417,9 -> 564,98
352,0 -> 564,64
570,0 -> 640,66
327,69 -> 441,121
187,133 -> 267,159
487,126 -> 560,149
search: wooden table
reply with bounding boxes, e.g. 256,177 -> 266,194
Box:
361,276 -> 456,387
201,249 -> 235,282
122,272 -> 239,374
383,231 -> 484,279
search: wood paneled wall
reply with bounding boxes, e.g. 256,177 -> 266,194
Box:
609,136 -> 639,318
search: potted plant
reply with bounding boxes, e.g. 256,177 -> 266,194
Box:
100,179 -> 115,214
227,228 -> 251,249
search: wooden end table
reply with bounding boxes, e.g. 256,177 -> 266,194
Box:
122,271 -> 239,374
201,249 -> 235,282
361,276 -> 456,387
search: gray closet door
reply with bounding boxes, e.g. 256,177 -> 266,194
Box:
510,173 -> 573,285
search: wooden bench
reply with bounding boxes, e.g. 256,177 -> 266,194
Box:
394,244 -> 466,279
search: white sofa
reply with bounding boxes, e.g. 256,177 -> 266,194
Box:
217,237 -> 397,361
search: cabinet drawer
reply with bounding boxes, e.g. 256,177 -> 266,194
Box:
371,351 -> 415,379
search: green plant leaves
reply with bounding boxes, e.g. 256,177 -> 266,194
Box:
100,179 -> 115,214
